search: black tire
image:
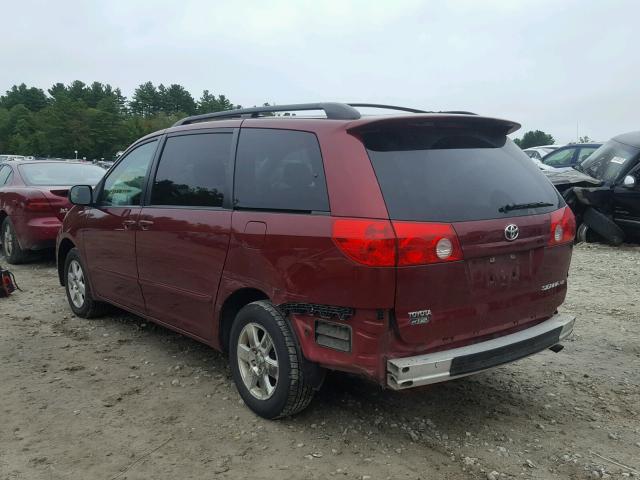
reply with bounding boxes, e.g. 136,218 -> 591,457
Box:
229,300 -> 315,419
583,207 -> 624,246
64,248 -> 105,318
1,217 -> 29,264
576,222 -> 602,244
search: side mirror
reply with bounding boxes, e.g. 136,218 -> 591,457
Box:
622,175 -> 636,189
69,185 -> 93,205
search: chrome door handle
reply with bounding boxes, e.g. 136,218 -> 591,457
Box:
122,219 -> 137,230
138,219 -> 154,231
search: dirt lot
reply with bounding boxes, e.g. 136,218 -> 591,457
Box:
1,244 -> 639,480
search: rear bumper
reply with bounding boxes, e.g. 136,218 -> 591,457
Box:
387,313 -> 575,390
13,215 -> 61,250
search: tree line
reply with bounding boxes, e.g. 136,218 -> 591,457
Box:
1,81 -> 567,158
0,81 -> 239,160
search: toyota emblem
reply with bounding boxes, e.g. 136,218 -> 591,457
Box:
504,224 -> 519,241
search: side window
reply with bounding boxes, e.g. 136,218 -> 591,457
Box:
578,147 -> 598,163
543,148 -> 574,167
150,133 -> 232,207
100,140 -> 157,206
0,166 -> 10,186
234,129 -> 330,212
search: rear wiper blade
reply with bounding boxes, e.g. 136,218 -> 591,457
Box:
499,201 -> 554,213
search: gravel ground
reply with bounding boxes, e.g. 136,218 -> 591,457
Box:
1,244 -> 639,480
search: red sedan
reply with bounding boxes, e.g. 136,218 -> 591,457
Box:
0,160 -> 105,263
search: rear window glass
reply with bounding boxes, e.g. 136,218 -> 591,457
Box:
362,125 -> 561,222
234,128 -> 330,212
19,162 -> 105,186
151,133 -> 232,207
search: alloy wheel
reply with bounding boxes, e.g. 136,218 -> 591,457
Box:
3,224 -> 13,257
236,322 -> 279,400
67,260 -> 86,308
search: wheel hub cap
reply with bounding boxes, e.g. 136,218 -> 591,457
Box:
3,226 -> 13,256
237,323 -> 279,400
67,260 -> 86,309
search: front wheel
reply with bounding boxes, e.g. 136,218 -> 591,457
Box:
229,301 -> 315,419
64,248 -> 105,318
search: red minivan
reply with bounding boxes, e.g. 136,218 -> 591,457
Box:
57,103 -> 576,419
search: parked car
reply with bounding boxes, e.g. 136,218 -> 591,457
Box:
0,154 -> 27,162
541,143 -> 601,169
544,131 -> 640,244
0,160 -> 105,263
523,145 -> 559,161
57,103 -> 576,419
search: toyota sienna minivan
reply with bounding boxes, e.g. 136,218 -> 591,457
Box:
57,103 -> 576,418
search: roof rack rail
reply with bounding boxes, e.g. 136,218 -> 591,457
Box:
348,104 -> 476,115
347,103 -> 429,114
173,102 -> 361,126
438,110 -> 477,115
172,103 -> 478,127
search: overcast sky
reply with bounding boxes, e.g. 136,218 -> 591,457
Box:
2,0 -> 638,143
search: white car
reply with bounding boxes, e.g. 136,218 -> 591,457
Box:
523,145 -> 560,161
523,146 -> 564,170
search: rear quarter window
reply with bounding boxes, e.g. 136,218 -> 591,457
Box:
234,128 -> 330,212
362,125 -> 561,222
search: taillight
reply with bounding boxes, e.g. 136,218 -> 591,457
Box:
393,221 -> 463,265
548,207 -> 575,245
24,198 -> 54,212
332,218 -> 463,267
332,219 -> 396,267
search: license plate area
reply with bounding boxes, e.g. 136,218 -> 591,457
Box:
469,252 -> 531,289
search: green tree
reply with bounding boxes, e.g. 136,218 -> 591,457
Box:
514,130 -> 555,149
0,83 -> 49,111
578,135 -> 592,143
158,84 -> 196,115
0,81 -> 240,159
130,82 -> 161,117
197,90 -> 234,113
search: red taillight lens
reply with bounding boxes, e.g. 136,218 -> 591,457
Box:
332,219 -> 396,267
332,218 -> 463,267
548,207 -> 576,245
24,198 -> 54,212
393,221 -> 463,265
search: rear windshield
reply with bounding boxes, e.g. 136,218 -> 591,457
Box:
19,162 -> 105,186
362,125 -> 561,222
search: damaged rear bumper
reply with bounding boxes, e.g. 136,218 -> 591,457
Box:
387,313 -> 575,390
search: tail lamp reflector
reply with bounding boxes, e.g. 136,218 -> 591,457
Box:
549,207 -> 575,245
332,218 -> 463,267
25,199 -> 54,212
393,221 -> 463,265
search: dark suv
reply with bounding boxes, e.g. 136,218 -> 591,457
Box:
57,103 -> 576,419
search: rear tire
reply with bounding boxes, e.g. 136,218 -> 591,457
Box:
1,218 -> 28,264
64,248 -> 105,318
229,300 -> 315,419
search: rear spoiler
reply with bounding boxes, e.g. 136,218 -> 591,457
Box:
347,114 -> 521,135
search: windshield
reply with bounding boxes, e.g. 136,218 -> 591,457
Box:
362,125 -> 561,222
19,162 -> 105,186
580,140 -> 640,183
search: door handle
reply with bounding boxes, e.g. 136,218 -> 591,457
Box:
138,219 -> 154,231
122,219 -> 137,230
